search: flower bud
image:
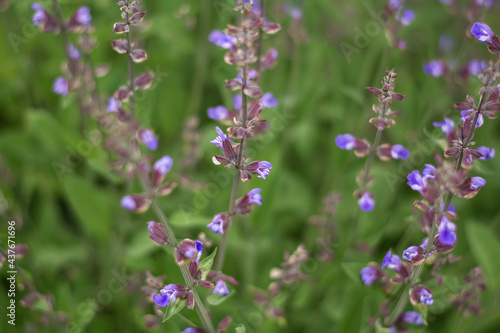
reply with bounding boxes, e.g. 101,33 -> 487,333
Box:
138,128 -> 158,150
174,239 -> 199,265
402,246 -> 426,265
121,195 -> 151,213
186,291 -> 195,309
148,221 -> 170,246
207,213 -> 231,234
410,285 -> 434,306
213,280 -> 229,295
152,155 -> 173,187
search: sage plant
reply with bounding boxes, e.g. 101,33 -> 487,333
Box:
205,0 -> 281,287
359,25 -> 500,329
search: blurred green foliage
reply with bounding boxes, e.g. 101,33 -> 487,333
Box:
1,0 -> 500,332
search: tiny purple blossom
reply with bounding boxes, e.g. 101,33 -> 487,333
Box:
233,94 -> 242,110
398,9 -> 415,26
468,60 -> 487,75
391,145 -> 409,159
260,92 -> 278,108
106,97 -> 121,112
207,214 -> 224,234
335,134 -> 356,150
32,3 -> 46,26
290,8 -> 302,20
67,43 -> 80,60
213,280 -> 230,295
402,246 -> 420,261
208,30 -> 237,49
208,106 -> 230,120
471,22 -> 494,44
139,129 -> 158,150
360,267 -> 379,285
433,118 -> 455,135
121,195 -> 136,210
153,284 -> 179,307
75,7 -> 91,25
154,155 -> 173,176
210,126 -> 227,150
255,161 -> 272,179
247,188 -> 262,205
470,177 -> 486,190
407,170 -> 426,194
438,217 -> 457,246
382,250 -> 402,272
358,192 -> 375,212
53,77 -> 69,95
419,288 -> 434,305
195,240 -> 203,264
476,0 -> 494,8
401,311 -> 424,325
461,111 -> 483,128
423,60 -> 446,77
477,146 -> 495,160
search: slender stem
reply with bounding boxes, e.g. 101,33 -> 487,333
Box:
125,8 -> 136,116
214,65 -> 249,272
387,90 -> 487,325
138,174 -> 215,333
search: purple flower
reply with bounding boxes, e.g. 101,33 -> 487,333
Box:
75,7 -> 92,25
438,217 -> 456,246
154,155 -> 173,175
208,106 -> 230,120
398,9 -> 415,26
470,177 -> 486,190
360,267 -> 379,285
32,3 -> 47,26
236,69 -> 258,82
121,195 -> 136,210
433,118 -> 455,135
138,129 -> 158,150
358,192 -> 375,212
53,77 -> 69,95
418,288 -> 434,305
106,97 -> 121,112
213,280 -> 230,295
67,43 -> 81,60
388,0 -> 402,11
148,221 -> 169,245
260,92 -> 278,108
247,188 -> 262,205
233,94 -> 242,110
461,111 -> 483,128
289,8 -> 302,20
471,22 -> 494,44
335,134 -> 356,150
423,60 -> 446,77
254,161 -> 272,179
208,30 -> 237,49
210,126 -> 227,150
476,0 -> 494,8
194,240 -> 203,264
207,214 -> 225,234
382,250 -> 403,272
401,311 -> 424,325
391,145 -> 409,159
402,246 -> 420,261
477,146 -> 495,160
468,60 -> 488,75
407,164 -> 436,194
153,284 -> 181,307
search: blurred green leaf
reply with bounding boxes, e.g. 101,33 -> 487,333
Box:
235,324 -> 247,333
341,262 -> 365,285
206,289 -> 233,306
466,222 -> 500,288
199,247 -> 217,281
162,299 -> 186,322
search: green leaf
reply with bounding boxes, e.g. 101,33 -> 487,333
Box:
162,299 -> 187,322
206,289 -> 233,305
341,262 -> 365,285
235,324 -> 247,333
466,222 -> 500,287
169,210 -> 213,227
374,319 -> 391,333
199,247 -> 217,281
62,175 -> 111,242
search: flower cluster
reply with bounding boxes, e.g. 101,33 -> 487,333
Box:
471,22 -> 500,55
336,69 -> 409,212
383,0 -> 417,49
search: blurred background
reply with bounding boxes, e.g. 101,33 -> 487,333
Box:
1,0 -> 500,332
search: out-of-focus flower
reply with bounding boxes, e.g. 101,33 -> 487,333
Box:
213,280 -> 230,295
433,118 -> 455,135
53,77 -> 69,95
208,106 -> 231,120
391,145 -> 409,159
335,134 -> 356,150
358,192 -> 375,212
477,146 -> 495,160
471,22 -> 494,44
208,30 -> 237,49
138,128 -> 158,150
423,60 -> 446,77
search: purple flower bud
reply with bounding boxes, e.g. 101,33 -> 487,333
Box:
335,134 -> 356,150
438,217 -> 456,246
121,195 -> 151,213
471,22 -> 494,44
390,145 -> 409,159
106,97 -> 121,112
148,221 -> 169,246
397,9 -> 415,26
75,7 -> 92,25
53,77 -> 69,95
423,60 -> 446,77
402,246 -> 426,265
290,8 -> 302,20
210,126 -> 227,150
470,176 -> 486,190
138,129 -> 158,150
247,188 -> 262,205
194,240 -> 203,264
260,92 -> 278,108
207,214 -> 225,234
121,195 -> 136,210
477,146 -> 495,160
461,111 -> 483,128
360,266 -> 380,285
32,3 -> 46,26
388,0 -> 402,11
433,118 -> 455,135
418,288 -> 434,305
382,250 -> 403,273
154,156 -> 173,176
208,30 -> 237,49
153,284 -> 185,307
468,59 -> 487,75
67,43 -> 80,60
175,239 -> 199,265
358,192 -> 375,212
233,94 -> 242,110
247,161 -> 272,179
208,106 -> 230,120
401,311 -> 424,325
213,280 -> 230,295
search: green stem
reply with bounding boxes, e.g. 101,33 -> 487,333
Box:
125,7 -> 135,116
